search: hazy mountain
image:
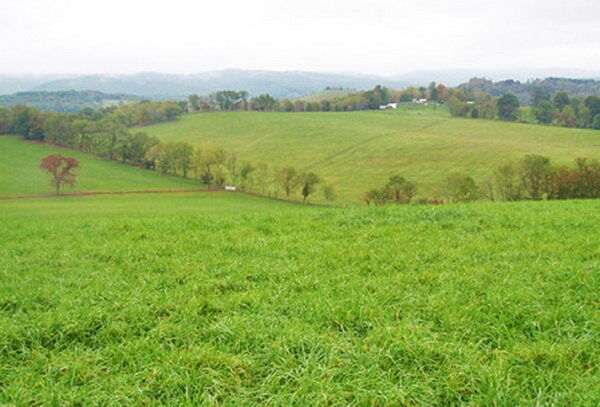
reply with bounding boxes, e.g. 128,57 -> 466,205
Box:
2,69 -> 599,101
0,90 -> 140,112
0,74 -> 78,95
31,70 -> 408,99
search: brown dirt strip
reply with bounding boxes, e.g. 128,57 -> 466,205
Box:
0,189 -> 333,207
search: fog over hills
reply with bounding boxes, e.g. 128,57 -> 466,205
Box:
1,68 -> 599,100
25,70 -> 408,99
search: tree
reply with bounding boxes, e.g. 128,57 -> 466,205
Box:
39,154 -> 80,195
276,167 -> 298,199
384,175 -> 416,203
531,87 -> 551,107
475,94 -> 496,119
519,154 -> 551,200
494,162 -> 522,201
448,96 -> 470,117
363,188 -> 389,206
239,162 -> 255,190
251,94 -> 277,111
11,105 -> 45,140
172,142 -> 194,177
253,162 -> 270,194
553,91 -> 570,110
592,114 -> 600,130
188,94 -> 200,111
428,82 -> 440,106
535,100 -> 554,124
322,184 -> 337,202
555,105 -> 578,128
193,142 -> 226,185
299,172 -> 320,203
497,94 -> 520,121
584,96 -> 600,117
444,173 -> 479,202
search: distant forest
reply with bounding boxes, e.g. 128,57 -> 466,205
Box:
459,77 -> 600,105
0,90 -> 140,112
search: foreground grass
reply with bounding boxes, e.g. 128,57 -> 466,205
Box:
0,197 -> 598,405
0,136 -> 203,196
142,108 -> 600,203
0,192 -> 309,219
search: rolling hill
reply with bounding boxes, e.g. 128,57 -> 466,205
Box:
0,136 -> 203,197
31,70 -> 407,99
141,106 -> 600,202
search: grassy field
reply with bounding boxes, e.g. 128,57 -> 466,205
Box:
0,196 -> 598,405
300,89 -> 353,102
0,192 -> 311,219
0,136 -> 203,197
142,107 -> 600,203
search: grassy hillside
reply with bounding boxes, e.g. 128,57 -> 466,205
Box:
300,89 -> 353,102
0,198 -> 598,404
0,136 -> 203,196
142,108 -> 600,202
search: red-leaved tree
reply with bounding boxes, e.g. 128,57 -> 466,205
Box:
39,154 -> 80,195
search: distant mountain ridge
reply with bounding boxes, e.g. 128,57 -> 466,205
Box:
1,69 -> 599,102
27,70 -> 408,99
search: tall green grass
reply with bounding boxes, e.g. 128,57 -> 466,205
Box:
142,108 -> 600,202
1,197 -> 597,405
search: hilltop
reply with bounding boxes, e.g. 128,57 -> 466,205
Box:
0,136 -> 202,197
141,107 -> 600,202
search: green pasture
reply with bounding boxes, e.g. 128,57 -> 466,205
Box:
0,197 -> 598,405
0,136 -> 203,197
142,108 -> 600,202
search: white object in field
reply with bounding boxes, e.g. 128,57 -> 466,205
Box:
379,102 -> 398,110
224,185 -> 237,191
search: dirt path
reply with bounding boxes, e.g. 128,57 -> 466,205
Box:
0,188 -> 332,207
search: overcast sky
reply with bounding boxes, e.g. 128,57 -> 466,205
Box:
1,0 -> 598,76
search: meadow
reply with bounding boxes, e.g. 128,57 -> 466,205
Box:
142,107 -> 600,203
0,194 -> 598,405
0,136 -> 203,197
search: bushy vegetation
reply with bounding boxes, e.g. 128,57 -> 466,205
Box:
449,85 -> 600,129
365,155 -> 600,205
460,77 -> 600,104
0,197 -> 598,405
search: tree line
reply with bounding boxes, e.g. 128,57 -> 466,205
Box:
192,83 -> 600,131
0,101 -> 333,203
364,154 -> 600,205
448,90 -> 600,130
0,100 -> 186,141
